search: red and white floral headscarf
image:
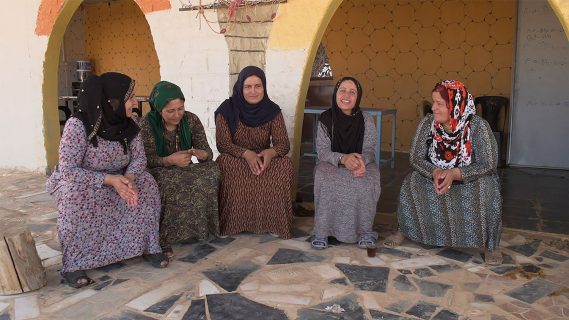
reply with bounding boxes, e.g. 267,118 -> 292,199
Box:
428,80 -> 476,169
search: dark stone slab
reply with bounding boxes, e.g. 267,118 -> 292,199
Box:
297,294 -> 365,320
97,261 -> 126,272
431,309 -> 460,320
539,250 -> 569,262
414,279 -> 453,297
506,279 -> 561,304
335,263 -> 390,292
103,310 -> 157,320
474,294 -> 494,303
370,310 -> 414,319
0,313 -> 9,320
462,282 -> 480,291
502,253 -> 515,265
179,243 -> 216,263
506,240 -> 541,257
406,301 -> 438,319
397,269 -> 412,275
386,300 -> 412,313
538,263 -> 557,269
429,264 -> 460,273
259,234 -> 278,243
182,299 -> 205,320
267,248 -> 325,265
292,228 -> 310,238
436,248 -> 473,263
207,293 -> 287,320
377,247 -> 412,258
330,278 -> 348,286
393,275 -> 417,292
209,237 -> 236,246
203,261 -> 260,292
93,280 -> 113,291
413,268 -> 434,278
112,278 -> 128,286
490,265 -> 517,275
98,275 -> 112,282
145,294 -> 182,314
521,263 -> 542,274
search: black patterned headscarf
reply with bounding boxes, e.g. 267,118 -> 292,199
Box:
214,66 -> 281,137
319,77 -> 365,154
73,72 -> 139,154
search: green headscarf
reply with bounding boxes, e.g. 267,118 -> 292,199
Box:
147,81 -> 192,157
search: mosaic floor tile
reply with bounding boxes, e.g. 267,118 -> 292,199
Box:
206,293 -> 287,320
103,310 -> 157,320
386,300 -> 412,313
436,248 -> 473,263
297,294 -> 365,320
370,309 -> 414,319
267,248 -> 325,265
506,240 -> 541,257
179,243 -> 216,263
329,278 -> 348,286
506,279 -> 561,304
414,279 -> 453,297
377,247 -> 412,258
413,268 -> 434,278
202,261 -> 260,292
144,294 -> 182,314
431,309 -> 460,320
209,237 -> 236,246
335,264 -> 390,292
181,299 -> 205,320
429,264 -> 460,273
539,250 -> 568,262
405,301 -> 438,319
474,293 -> 495,303
393,275 -> 417,292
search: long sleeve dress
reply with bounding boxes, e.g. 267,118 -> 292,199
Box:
140,111 -> 220,247
46,117 -> 162,273
313,112 -> 382,243
397,114 -> 502,250
215,112 -> 293,239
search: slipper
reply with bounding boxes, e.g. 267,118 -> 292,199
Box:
311,236 -> 328,250
382,233 -> 405,248
62,270 -> 94,289
161,247 -> 174,259
143,253 -> 169,268
357,234 -> 377,249
485,250 -> 503,266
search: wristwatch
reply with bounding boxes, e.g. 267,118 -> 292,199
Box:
337,154 -> 343,165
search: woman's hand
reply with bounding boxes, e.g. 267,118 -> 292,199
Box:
352,158 -> 366,177
243,150 -> 262,175
432,168 -> 461,195
257,148 -> 277,173
104,175 -> 139,207
191,148 -> 209,161
165,150 -> 193,167
341,153 -> 364,171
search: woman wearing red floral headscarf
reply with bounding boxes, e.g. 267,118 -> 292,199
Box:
384,80 -> 503,265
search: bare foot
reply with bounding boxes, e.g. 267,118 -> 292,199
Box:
382,232 -> 405,248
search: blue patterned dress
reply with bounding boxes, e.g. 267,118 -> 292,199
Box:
47,118 -> 162,273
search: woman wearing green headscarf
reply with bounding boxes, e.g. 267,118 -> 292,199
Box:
140,81 -> 220,257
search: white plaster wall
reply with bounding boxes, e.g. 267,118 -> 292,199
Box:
145,3 -> 230,156
0,1 -> 49,171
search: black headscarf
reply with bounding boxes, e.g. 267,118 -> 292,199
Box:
214,66 -> 281,137
73,72 -> 140,154
319,77 -> 365,154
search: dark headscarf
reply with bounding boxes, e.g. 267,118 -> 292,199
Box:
319,77 -> 365,154
147,81 -> 192,157
73,72 -> 139,154
214,65 -> 281,137
428,80 -> 476,169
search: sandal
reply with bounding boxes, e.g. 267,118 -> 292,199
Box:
311,236 -> 328,250
357,234 -> 377,249
485,250 -> 503,266
161,247 -> 174,259
62,270 -> 94,289
382,232 -> 405,248
143,253 -> 169,268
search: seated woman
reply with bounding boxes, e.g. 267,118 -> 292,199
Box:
47,72 -> 167,288
385,80 -> 503,265
311,77 -> 381,249
140,81 -> 220,256
215,66 -> 293,238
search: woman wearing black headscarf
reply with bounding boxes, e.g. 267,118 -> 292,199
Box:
215,66 -> 293,238
311,77 -> 381,250
47,72 -> 167,288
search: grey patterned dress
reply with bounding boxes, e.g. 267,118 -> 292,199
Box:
140,112 -> 220,247
397,114 -> 502,250
314,112 -> 381,243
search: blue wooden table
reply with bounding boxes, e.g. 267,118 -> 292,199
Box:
303,106 -> 397,168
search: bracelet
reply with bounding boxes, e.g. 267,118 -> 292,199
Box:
338,154 -> 343,165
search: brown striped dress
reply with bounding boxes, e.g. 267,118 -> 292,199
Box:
215,112 -> 293,239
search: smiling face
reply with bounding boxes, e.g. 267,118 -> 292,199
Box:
160,98 -> 185,129
243,75 -> 264,105
335,80 -> 358,115
431,91 -> 451,125
124,91 -> 137,118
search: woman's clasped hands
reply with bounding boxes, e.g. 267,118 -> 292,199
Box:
432,168 -> 461,195
243,148 -> 276,175
105,174 -> 138,207
342,153 -> 366,177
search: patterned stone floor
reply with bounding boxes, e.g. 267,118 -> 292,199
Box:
1,169 -> 569,320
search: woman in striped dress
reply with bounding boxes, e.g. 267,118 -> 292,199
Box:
215,66 -> 293,239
